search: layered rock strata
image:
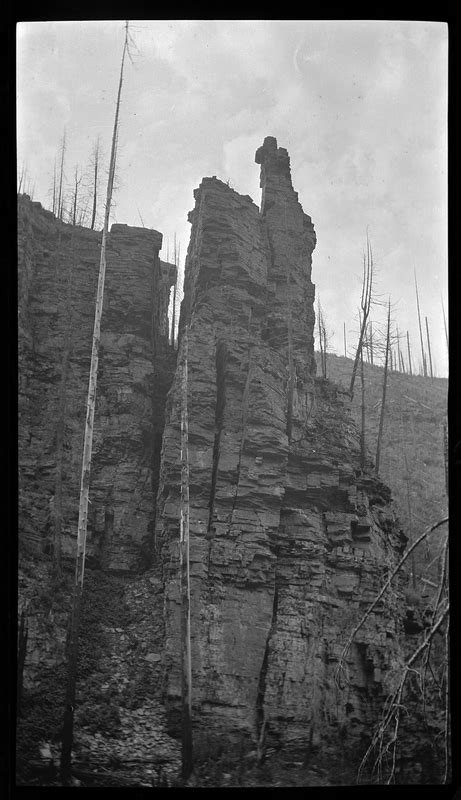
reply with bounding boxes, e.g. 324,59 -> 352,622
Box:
18,196 -> 176,571
155,137 -> 408,771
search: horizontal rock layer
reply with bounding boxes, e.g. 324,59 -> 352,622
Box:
18,196 -> 176,571
155,138 -> 409,771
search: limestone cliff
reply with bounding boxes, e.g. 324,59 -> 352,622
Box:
155,137 -> 409,771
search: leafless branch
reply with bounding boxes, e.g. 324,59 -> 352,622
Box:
335,516 -> 448,689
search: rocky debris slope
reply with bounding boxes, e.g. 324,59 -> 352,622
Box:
18,196 -> 176,571
155,137 -> 410,779
16,562 -> 181,787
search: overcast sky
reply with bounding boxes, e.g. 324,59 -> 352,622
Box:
17,20 -> 448,376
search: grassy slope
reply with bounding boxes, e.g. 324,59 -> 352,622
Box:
316,351 -> 448,587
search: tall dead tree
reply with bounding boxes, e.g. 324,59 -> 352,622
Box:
443,422 -> 448,496
179,326 -> 193,781
71,165 -> 83,226
52,224 -> 80,574
406,330 -> 413,376
337,517 -> 449,784
425,316 -> 434,380
18,162 -> 26,194
171,278 -> 177,347
349,235 -> 373,397
57,128 -> 67,222
363,321 -> 369,362
18,164 -> 36,199
52,158 -> 57,215
369,320 -> 374,366
343,322 -> 347,358
396,325 -> 404,373
441,296 -> 448,354
317,297 -> 327,379
375,298 -> 391,475
171,234 -> 178,348
90,136 -> 100,230
414,269 -> 427,377
60,22 -> 131,784
286,274 -> 295,436
360,346 -> 366,469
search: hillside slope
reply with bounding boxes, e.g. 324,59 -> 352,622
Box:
317,351 -> 448,585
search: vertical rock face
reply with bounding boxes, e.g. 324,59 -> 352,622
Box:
18,196 -> 176,571
156,138 -> 408,771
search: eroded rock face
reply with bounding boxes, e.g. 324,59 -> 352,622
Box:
18,196 -> 176,571
155,138 -> 408,773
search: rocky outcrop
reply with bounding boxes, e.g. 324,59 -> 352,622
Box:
18,196 -> 176,571
17,142 -> 444,786
155,137 -> 409,776
17,198 -> 180,785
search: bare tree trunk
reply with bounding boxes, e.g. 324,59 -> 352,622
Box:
317,297 -> 324,377
71,165 -> 82,226
363,321 -> 369,362
171,234 -> 178,347
90,136 -> 100,231
360,346 -> 366,469
375,299 -> 391,475
53,229 -> 77,574
349,235 -> 373,397
60,22 -> 130,784
369,320 -> 374,366
406,331 -> 413,376
171,280 -> 177,347
52,158 -> 57,215
18,163 -> 26,194
317,299 -> 327,379
57,129 -> 67,222
414,269 -> 427,377
425,316 -> 434,380
443,422 -> 448,496
322,318 -> 327,378
286,258 -> 295,437
397,334 -> 405,371
343,321 -> 347,358
441,296 -> 448,353
396,325 -> 404,373
180,326 -> 193,781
